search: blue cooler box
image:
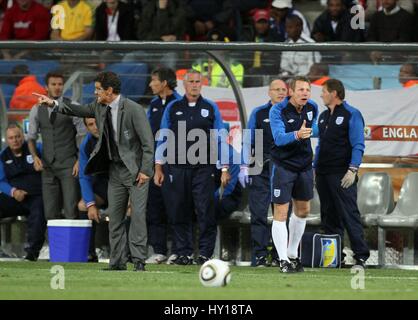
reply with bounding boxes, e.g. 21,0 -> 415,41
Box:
47,220 -> 92,262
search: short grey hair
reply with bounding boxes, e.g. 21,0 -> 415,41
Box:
184,69 -> 202,81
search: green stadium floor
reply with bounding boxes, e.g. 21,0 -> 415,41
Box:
0,261 -> 417,300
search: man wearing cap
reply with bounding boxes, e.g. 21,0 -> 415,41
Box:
270,0 -> 311,42
240,9 -> 282,86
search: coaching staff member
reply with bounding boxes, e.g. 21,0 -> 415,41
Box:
154,69 -> 230,265
34,71 -> 155,272
315,78 -> 369,267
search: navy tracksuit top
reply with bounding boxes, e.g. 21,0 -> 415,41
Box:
242,101 -> 273,166
147,90 -> 182,138
0,142 -> 42,196
156,95 -> 226,167
314,101 -> 365,174
269,98 -> 319,172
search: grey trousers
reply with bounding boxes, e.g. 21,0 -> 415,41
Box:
42,166 -> 80,220
108,162 -> 149,267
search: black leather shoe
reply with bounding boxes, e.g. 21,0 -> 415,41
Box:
24,252 -> 38,261
133,262 -> 146,271
88,254 -> 99,263
102,265 -> 127,271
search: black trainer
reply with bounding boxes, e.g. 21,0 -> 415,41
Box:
354,258 -> 366,268
133,261 -> 146,271
279,260 -> 297,273
271,257 -> 280,267
174,255 -> 193,265
24,252 -> 38,261
289,258 -> 304,272
88,254 -> 99,263
255,256 -> 270,267
195,255 -> 210,265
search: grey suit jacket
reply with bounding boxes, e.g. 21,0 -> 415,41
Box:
54,96 -> 154,179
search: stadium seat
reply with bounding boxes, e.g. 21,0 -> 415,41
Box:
358,172 -> 394,227
377,172 -> 418,266
28,60 -> 60,86
0,60 -> 28,74
0,84 -> 17,109
104,63 -> 148,101
0,216 -> 16,249
214,189 -> 249,263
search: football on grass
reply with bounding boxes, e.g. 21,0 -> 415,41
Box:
199,259 -> 231,287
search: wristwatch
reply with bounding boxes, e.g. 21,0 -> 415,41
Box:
221,168 -> 229,173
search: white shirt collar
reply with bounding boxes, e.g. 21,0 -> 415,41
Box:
109,94 -> 121,109
383,5 -> 400,15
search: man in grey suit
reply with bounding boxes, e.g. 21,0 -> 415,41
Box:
34,71 -> 154,271
28,72 -> 85,221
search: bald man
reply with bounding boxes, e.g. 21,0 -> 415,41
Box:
240,79 -> 288,267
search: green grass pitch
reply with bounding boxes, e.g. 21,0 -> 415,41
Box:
0,261 -> 417,300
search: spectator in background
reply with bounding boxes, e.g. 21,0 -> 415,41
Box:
95,0 -> 136,40
183,0 -> 237,41
0,124 -> 46,261
399,63 -> 418,87
307,63 -> 330,86
366,0 -> 414,42
279,15 -> 321,78
311,0 -> 364,42
137,0 -> 186,41
50,0 -> 94,40
27,71 -> 85,221
192,29 -> 244,88
0,0 -> 50,40
0,0 -> 50,60
240,9 -> 282,87
9,64 -> 47,110
270,0 -> 310,42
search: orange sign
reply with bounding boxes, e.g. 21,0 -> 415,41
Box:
365,125 -> 418,141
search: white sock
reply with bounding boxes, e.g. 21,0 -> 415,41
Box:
287,214 -> 306,259
272,220 -> 289,262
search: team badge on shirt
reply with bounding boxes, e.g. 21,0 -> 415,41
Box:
274,189 -> 281,198
336,117 -> 344,125
288,119 -> 295,123
201,109 -> 209,118
307,111 -> 313,121
176,111 -> 183,116
26,155 -> 34,164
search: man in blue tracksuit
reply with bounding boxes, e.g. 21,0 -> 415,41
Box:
78,117 -> 109,262
269,76 -> 318,273
0,124 -> 46,261
146,67 -> 181,265
154,69 -> 230,265
315,78 -> 369,267
239,79 -> 288,267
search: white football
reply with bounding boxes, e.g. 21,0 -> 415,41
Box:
199,259 -> 231,287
